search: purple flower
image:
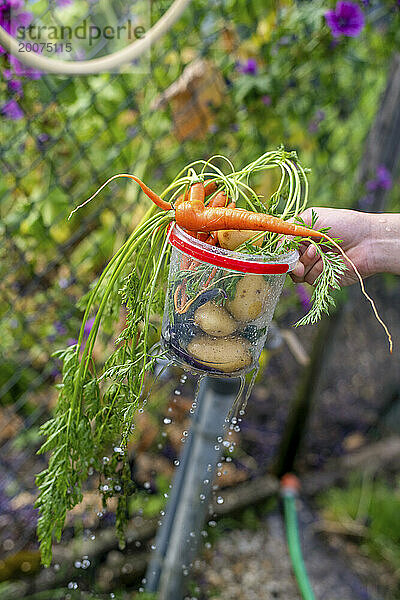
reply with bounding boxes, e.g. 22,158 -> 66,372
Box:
366,165 -> 392,191
7,78 -> 23,94
296,284 -> 312,312
0,2 -> 42,79
359,194 -> 374,210
375,165 -> 392,190
0,1 -> 33,53
58,277 -> 69,289
1,99 -> 23,119
37,132 -> 50,147
261,95 -> 271,106
308,109 -> 326,133
83,317 -> 95,339
57,0 -> 72,6
237,58 -> 258,75
54,321 -> 67,335
325,1 -> 365,37
9,53 -> 42,79
127,126 -> 138,139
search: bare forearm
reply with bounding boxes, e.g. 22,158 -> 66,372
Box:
368,213 -> 400,276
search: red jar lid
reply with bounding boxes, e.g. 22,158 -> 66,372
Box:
168,223 -> 297,275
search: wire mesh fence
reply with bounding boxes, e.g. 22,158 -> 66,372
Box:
1,0 -> 272,566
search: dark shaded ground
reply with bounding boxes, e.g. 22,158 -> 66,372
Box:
199,506 -> 382,600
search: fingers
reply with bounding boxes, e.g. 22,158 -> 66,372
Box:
303,260 -> 324,285
291,244 -> 320,282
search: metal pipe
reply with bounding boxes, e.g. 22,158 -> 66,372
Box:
145,375 -> 241,598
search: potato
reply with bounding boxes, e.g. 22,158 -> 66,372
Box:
226,274 -> 270,322
187,334 -> 252,373
217,229 -> 264,251
194,301 -> 237,337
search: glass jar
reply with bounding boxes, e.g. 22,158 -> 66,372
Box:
161,224 -> 298,377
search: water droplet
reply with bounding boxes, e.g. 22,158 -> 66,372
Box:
182,430 -> 188,437
226,456 -> 232,462
96,512 -> 103,518
74,561 -> 81,569
68,582 -> 78,590
201,530 -> 208,537
54,563 -> 60,571
90,535 -> 96,540
135,540 -> 141,547
174,459 -> 180,466
208,520 -> 217,527
199,493 -> 206,500
205,542 -> 211,549
151,544 -> 156,550
102,456 -> 109,464
164,492 -> 169,498
214,445 -> 220,451
217,436 -> 223,443
114,485 -> 121,492
174,389 -> 181,396
163,417 -> 172,424
216,496 -> 224,504
203,479 -> 209,485
144,481 -> 151,489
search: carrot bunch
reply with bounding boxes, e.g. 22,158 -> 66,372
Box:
68,154 -> 392,353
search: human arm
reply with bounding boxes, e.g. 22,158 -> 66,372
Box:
291,208 -> 400,287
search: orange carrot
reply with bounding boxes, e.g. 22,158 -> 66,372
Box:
204,179 -> 218,196
68,173 -> 172,219
174,180 -> 217,208
207,190 -> 228,208
189,182 -> 205,205
175,202 -> 325,238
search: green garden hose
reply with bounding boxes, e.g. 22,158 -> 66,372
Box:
281,474 -> 316,600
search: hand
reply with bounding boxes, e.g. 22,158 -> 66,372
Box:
291,207 -> 377,287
